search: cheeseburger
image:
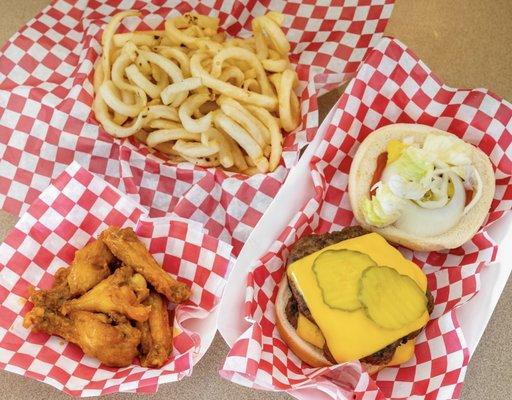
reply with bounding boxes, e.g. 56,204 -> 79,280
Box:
275,227 -> 433,373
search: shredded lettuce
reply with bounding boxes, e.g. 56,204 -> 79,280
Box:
387,174 -> 429,200
452,165 -> 478,189
362,184 -> 404,227
364,133 -> 483,229
391,146 -> 434,183
416,173 -> 449,208
422,135 -> 472,165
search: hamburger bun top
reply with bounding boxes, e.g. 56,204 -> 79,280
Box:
348,123 -> 495,251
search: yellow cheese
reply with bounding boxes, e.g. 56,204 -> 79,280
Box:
287,232 -> 428,363
296,313 -> 325,349
386,139 -> 407,164
388,339 -> 416,366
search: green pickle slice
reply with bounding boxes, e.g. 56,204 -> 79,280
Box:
312,249 -> 377,311
358,265 -> 427,330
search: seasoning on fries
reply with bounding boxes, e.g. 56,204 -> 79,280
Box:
93,10 -> 300,174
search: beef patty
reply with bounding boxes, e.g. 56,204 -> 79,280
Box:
285,226 -> 434,365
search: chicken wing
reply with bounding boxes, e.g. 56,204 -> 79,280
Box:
29,239 -> 116,308
61,265 -> 151,322
67,239 -> 115,296
100,226 -> 191,304
23,307 -> 140,367
137,292 -> 173,368
23,305 -> 73,336
71,311 -> 141,367
29,267 -> 71,310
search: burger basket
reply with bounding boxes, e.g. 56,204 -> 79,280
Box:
218,37 -> 512,400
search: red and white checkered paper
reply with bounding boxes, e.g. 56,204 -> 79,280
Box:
220,37 -> 512,399
0,161 -> 233,396
0,0 -> 394,255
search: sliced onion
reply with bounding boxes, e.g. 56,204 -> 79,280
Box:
415,173 -> 449,209
452,165 -> 484,214
382,164 -> 428,201
394,172 -> 465,237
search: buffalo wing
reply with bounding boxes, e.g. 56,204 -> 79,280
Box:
61,265 -> 151,322
24,225 -> 189,369
100,226 -> 191,304
29,267 -> 71,310
137,292 -> 173,368
24,307 -> 140,367
67,239 -> 115,296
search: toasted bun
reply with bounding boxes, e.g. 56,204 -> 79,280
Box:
348,123 -> 495,251
275,275 -> 385,374
275,276 -> 331,368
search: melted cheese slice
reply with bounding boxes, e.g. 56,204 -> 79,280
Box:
388,339 -> 416,366
287,232 -> 428,363
297,313 -> 325,348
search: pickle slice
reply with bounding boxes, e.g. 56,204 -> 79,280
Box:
358,266 -> 427,330
312,249 -> 377,311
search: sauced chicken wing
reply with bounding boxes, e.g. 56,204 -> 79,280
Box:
71,311 -> 141,367
24,225 -> 192,369
137,292 -> 173,368
23,306 -> 73,338
23,307 -> 140,367
130,272 -> 151,302
30,239 -> 116,310
67,239 -> 115,296
100,226 -> 191,304
61,266 -> 151,322
29,267 -> 71,310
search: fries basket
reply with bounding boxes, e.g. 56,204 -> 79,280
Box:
0,161 -> 233,396
0,0 -> 394,255
219,37 -> 512,400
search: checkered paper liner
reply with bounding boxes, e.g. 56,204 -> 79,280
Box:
0,0 -> 394,255
220,37 -> 512,399
0,161 -> 233,396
